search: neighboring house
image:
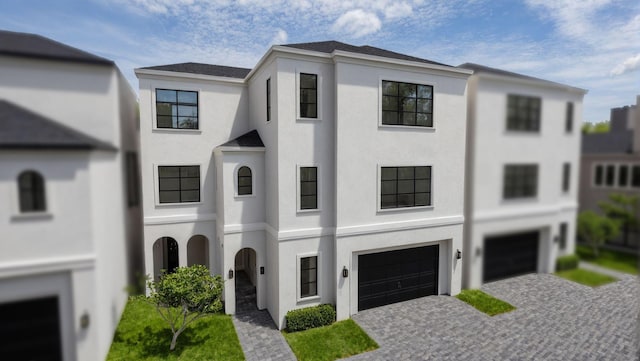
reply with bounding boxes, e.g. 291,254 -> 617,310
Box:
579,96 -> 640,248
459,63 -> 587,289
0,31 -> 141,361
136,41 -> 471,328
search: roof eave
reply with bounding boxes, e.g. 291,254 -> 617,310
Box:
0,51 -> 114,66
213,145 -> 266,153
135,68 -> 246,84
473,71 -> 588,95
331,50 -> 473,76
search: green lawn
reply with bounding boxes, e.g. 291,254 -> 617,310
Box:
576,244 -> 639,275
107,296 -> 244,361
283,319 -> 378,361
555,268 -> 617,287
455,289 -> 516,316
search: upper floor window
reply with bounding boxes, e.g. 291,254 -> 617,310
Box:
593,163 -> 640,189
565,102 -> 574,133
507,94 -> 541,132
594,165 -> 603,186
381,166 -> 432,209
503,164 -> 538,199
382,81 -> 433,127
237,166 -> 252,196
300,166 -> 317,210
300,73 -> 317,118
156,89 -> 198,129
559,223 -> 568,250
562,163 -> 571,193
633,165 -> 640,188
618,165 -> 629,187
605,165 -> 615,187
158,166 -> 200,203
126,152 -> 140,207
266,78 -> 271,122
18,171 -> 46,212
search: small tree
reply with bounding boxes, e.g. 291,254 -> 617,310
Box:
577,211 -> 620,257
598,193 -> 639,247
148,265 -> 223,351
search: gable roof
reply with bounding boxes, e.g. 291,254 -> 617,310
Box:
0,100 -> 116,151
140,62 -> 252,79
219,130 -> 264,148
282,40 -> 450,67
0,30 -> 113,66
458,63 -> 583,91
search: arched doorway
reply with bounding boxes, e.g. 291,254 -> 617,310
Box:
152,237 -> 179,280
234,248 -> 257,313
187,235 -> 209,269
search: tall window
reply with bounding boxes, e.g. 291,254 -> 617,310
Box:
300,256 -> 317,298
632,165 -> 640,188
562,163 -> 571,193
266,78 -> 271,122
507,94 -> 541,131
299,73 -> 317,118
158,166 -> 200,203
381,80 -> 433,127
559,223 -> 568,250
565,102 -> 574,133
126,152 -> 140,207
237,166 -> 252,195
503,164 -> 538,199
381,166 -> 432,209
618,165 -> 629,187
605,165 -> 615,187
18,171 -> 46,212
594,165 -> 603,186
300,167 -> 317,210
156,89 -> 198,129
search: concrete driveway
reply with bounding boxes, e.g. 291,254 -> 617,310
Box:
347,273 -> 639,360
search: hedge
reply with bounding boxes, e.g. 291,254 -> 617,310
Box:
285,304 -> 336,332
556,254 -> 580,271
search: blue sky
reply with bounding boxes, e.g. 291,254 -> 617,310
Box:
1,0 -> 639,123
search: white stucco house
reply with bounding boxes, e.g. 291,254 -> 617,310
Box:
136,41 -> 471,328
459,63 -> 587,289
0,31 -> 141,361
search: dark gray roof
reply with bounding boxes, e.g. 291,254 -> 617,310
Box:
458,63 -> 576,89
582,130 -> 634,154
141,62 -> 251,79
0,30 -> 113,65
220,130 -> 264,148
0,100 -> 115,151
282,41 -> 451,67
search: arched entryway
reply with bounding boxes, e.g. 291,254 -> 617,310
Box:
234,248 -> 257,313
187,235 -> 209,269
152,237 -> 179,281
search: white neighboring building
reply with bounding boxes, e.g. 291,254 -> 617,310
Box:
136,41 -> 471,328
459,63 -> 587,289
0,31 -> 141,361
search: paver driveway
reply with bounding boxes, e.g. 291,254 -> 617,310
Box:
348,273 -> 639,360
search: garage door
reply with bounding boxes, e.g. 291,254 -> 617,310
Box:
483,231 -> 538,283
0,296 -> 62,361
358,245 -> 438,311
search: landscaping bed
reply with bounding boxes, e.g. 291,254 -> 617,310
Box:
555,268 -> 617,287
576,244 -> 639,275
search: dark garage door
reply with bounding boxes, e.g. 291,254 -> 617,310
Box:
358,245 -> 438,311
483,231 -> 539,283
0,296 -> 62,361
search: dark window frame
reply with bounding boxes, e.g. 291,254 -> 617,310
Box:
565,102 -> 574,133
506,94 -> 541,132
18,170 -> 46,212
380,166 -> 432,209
299,73 -> 318,119
605,165 -> 615,187
632,165 -> 640,188
559,223 -> 568,250
126,152 -> 140,207
503,164 -> 538,199
266,78 -> 271,122
618,165 -> 629,187
237,166 -> 253,196
158,165 -> 200,204
155,89 -> 199,129
299,166 -> 318,210
562,162 -> 571,193
594,164 -> 604,186
300,255 -> 318,298
381,80 -> 434,127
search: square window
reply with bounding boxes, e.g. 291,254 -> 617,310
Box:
381,80 -> 433,127
156,89 -> 199,129
380,166 -> 432,209
507,95 -> 541,132
158,166 -> 200,203
503,164 -> 538,199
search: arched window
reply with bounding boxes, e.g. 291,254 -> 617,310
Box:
237,166 -> 252,195
18,171 -> 46,212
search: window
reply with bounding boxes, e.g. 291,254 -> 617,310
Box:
565,102 -> 573,133
381,81 -> 433,127
559,223 -> 568,250
126,152 -> 140,207
299,73 -> 317,118
299,167 -> 317,210
618,165 -> 629,187
562,163 -> 570,193
156,89 -> 198,129
503,164 -> 538,199
632,165 -> 640,188
237,166 -> 252,196
300,256 -> 317,298
266,78 -> 271,122
381,166 -> 432,209
594,165 -> 603,186
605,165 -> 615,187
18,171 -> 46,212
158,166 -> 200,203
507,94 -> 541,131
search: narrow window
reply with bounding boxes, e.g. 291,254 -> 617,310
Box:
382,81 -> 433,127
565,102 -> 574,133
18,171 -> 46,212
506,94 -> 541,132
381,166 -> 432,209
618,165 -> 629,187
632,165 -> 640,188
126,152 -> 140,207
605,165 -> 615,187
158,166 -> 200,203
300,256 -> 318,298
266,78 -> 271,122
503,164 -> 538,199
559,223 -> 568,250
299,73 -> 317,118
594,165 -> 603,186
300,167 -> 317,210
237,166 -> 252,195
156,89 -> 198,129
562,163 -> 571,193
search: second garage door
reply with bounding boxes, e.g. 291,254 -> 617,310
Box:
358,245 -> 439,311
483,231 -> 539,283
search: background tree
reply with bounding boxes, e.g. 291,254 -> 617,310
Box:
148,265 -> 223,351
577,211 -> 620,257
581,120 -> 610,134
598,193 -> 639,247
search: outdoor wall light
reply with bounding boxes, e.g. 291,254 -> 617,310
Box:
260,266 -> 265,275
476,247 -> 482,257
80,312 -> 90,329
553,235 -> 559,244
456,249 -> 462,260
342,266 -> 349,278
228,269 -> 234,279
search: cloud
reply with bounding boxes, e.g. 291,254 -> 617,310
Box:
332,9 -> 382,38
524,0 -> 612,40
384,2 -> 413,20
271,29 -> 288,45
610,53 -> 640,76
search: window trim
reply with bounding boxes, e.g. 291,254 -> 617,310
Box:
378,76 -> 437,130
502,164 -> 539,200
297,165 -> 321,213
559,222 -> 568,251
297,252 -> 321,302
235,165 -> 255,198
377,164 -> 434,212
565,102 -> 574,133
126,152 -> 140,207
592,162 -> 640,189
154,164 -> 203,206
266,77 -> 271,123
296,71 -> 323,121
562,162 -> 571,193
16,170 -> 48,214
505,94 -> 542,133
152,87 -> 201,132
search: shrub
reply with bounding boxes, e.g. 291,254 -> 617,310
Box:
285,304 -> 336,332
556,254 -> 579,271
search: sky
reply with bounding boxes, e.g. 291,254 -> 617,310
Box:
1,0 -> 638,123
